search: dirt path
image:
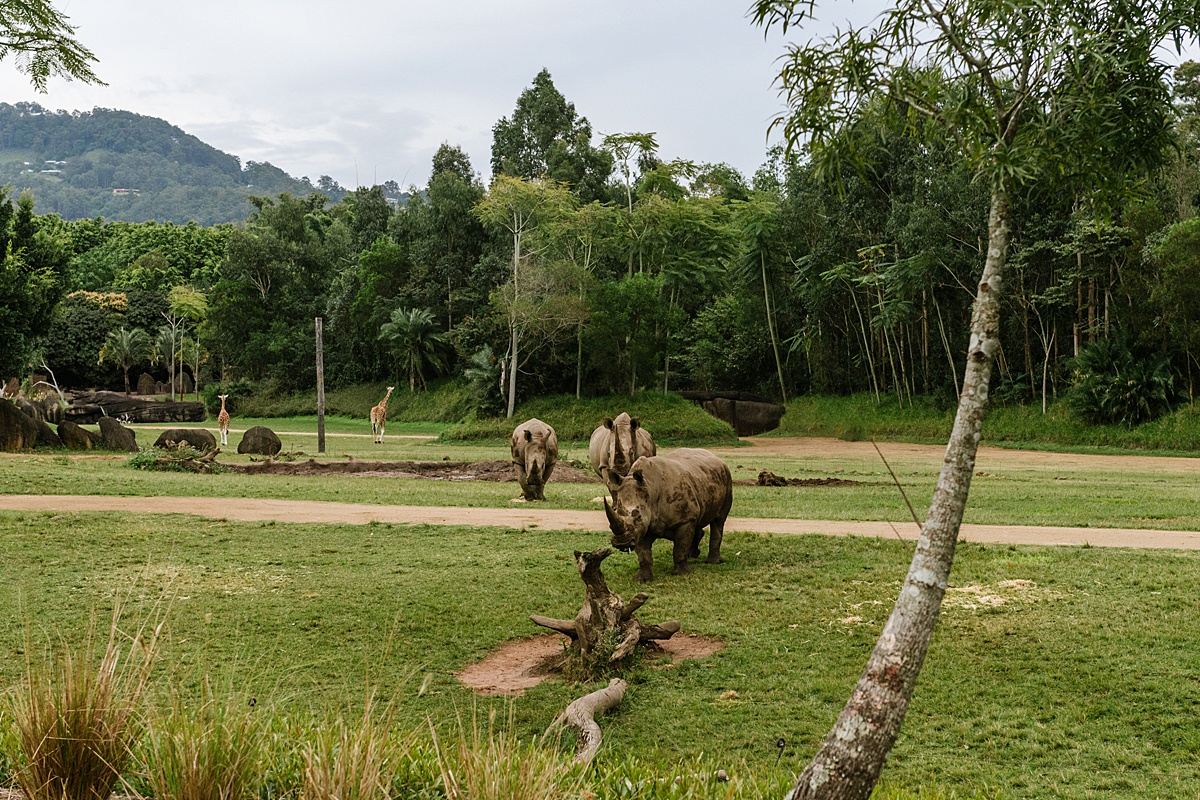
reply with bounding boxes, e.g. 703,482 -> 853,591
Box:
2,494 -> 1198,550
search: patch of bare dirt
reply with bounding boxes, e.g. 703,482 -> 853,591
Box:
746,470 -> 864,488
225,458 -> 599,483
455,632 -> 725,696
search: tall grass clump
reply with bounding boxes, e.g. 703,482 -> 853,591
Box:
433,711 -> 582,800
9,603 -> 162,800
301,699 -> 395,800
140,678 -> 263,800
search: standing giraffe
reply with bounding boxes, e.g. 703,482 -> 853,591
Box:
217,394 -> 230,446
370,386 -> 395,444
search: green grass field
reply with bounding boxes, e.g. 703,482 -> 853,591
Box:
1,511 -> 1199,797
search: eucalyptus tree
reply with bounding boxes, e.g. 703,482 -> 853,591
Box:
491,69 -> 612,202
473,175 -> 577,417
98,326 -> 151,396
752,1 -> 1200,798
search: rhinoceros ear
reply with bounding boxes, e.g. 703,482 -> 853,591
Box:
630,417 -> 640,431
524,429 -> 532,442
632,469 -> 644,485
603,417 -> 614,430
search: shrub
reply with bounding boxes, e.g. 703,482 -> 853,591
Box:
202,379 -> 254,415
1068,337 -> 1179,427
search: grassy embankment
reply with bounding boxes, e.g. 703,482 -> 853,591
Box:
774,394 -> 1200,455
0,510 -> 1197,798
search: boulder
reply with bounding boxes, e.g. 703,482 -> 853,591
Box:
2,377 -> 18,397
58,420 -> 99,450
179,371 -> 194,395
137,373 -> 156,395
0,398 -> 39,451
64,392 -> 205,424
676,391 -> 785,436
155,427 -> 217,452
238,425 -> 282,456
98,417 -> 139,452
14,397 -> 40,420
33,417 -> 62,448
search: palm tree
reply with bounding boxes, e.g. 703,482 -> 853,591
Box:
378,307 -> 448,392
98,327 -> 152,396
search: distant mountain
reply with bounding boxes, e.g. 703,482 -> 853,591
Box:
0,102 -> 379,225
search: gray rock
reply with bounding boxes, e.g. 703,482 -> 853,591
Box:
155,427 -> 217,452
33,417 -> 62,448
0,398 -> 39,451
58,420 -> 99,450
98,416 -> 138,452
238,425 -> 282,455
137,373 -> 156,395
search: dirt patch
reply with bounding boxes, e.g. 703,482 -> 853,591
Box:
746,470 -> 864,488
225,458 -> 600,483
456,632 -> 725,696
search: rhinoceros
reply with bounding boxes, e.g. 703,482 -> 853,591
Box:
511,418 -> 558,501
589,412 -> 656,493
604,448 -> 733,582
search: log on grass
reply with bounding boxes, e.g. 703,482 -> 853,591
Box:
546,677 -> 627,765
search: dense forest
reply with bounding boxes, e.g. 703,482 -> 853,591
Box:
3,65 -> 1200,426
0,103 -> 409,225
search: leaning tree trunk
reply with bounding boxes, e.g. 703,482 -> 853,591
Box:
788,188 -> 1012,800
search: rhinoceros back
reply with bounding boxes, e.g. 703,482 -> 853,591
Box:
632,448 -> 732,532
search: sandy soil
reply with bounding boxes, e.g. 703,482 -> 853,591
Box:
455,633 -> 724,695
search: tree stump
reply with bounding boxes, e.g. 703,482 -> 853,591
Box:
531,547 -> 679,665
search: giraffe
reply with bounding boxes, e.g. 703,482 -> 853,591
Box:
370,386 -> 395,444
217,394 -> 230,446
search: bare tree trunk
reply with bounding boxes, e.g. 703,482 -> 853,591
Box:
764,254 -> 788,403
506,324 -> 518,418
789,188 -> 1012,800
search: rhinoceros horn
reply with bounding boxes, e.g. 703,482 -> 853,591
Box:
605,498 -> 635,550
604,497 -> 620,532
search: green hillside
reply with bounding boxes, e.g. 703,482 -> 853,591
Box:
0,102 -> 380,225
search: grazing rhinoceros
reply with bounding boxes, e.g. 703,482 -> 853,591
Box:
511,418 -> 558,501
589,412 -> 656,493
604,448 -> 733,582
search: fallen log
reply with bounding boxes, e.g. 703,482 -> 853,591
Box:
546,677 -> 627,765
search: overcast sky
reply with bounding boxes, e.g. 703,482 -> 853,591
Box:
0,1 -> 829,190
0,2 -> 1195,193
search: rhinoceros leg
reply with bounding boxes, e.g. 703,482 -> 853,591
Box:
634,540 -> 656,583
706,518 -> 725,564
671,526 -> 696,576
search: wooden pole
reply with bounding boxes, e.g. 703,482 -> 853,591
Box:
315,317 -> 325,454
